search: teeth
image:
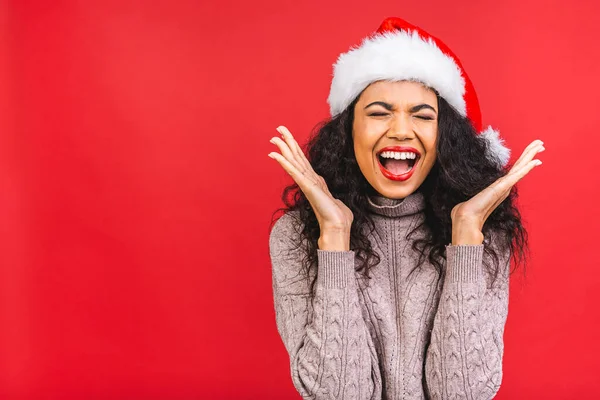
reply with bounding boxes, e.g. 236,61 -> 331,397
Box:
379,151 -> 417,160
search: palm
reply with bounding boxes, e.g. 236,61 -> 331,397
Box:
451,139 -> 544,230
269,126 -> 354,230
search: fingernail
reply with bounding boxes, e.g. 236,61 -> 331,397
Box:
268,153 -> 274,158
536,160 -> 542,166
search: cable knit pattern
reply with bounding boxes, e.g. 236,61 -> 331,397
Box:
269,191 -> 511,399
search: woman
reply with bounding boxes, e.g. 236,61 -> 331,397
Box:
267,17 -> 543,399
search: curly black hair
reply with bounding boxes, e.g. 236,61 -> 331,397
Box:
270,88 -> 529,293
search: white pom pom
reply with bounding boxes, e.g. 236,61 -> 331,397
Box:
479,126 -> 511,168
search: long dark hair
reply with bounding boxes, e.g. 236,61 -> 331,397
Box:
270,89 -> 529,293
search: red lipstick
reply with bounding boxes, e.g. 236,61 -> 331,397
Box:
376,146 -> 421,182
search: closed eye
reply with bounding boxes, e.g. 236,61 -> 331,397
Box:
368,113 -> 389,117
416,116 -> 435,120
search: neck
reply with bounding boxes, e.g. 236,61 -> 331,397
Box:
366,190 -> 426,218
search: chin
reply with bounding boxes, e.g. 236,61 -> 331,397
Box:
374,184 -> 417,199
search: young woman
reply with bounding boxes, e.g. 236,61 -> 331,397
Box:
267,17 -> 544,400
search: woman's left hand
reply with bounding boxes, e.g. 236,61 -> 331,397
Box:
450,139 -> 545,245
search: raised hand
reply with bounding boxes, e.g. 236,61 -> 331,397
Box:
450,139 -> 545,245
268,126 -> 353,251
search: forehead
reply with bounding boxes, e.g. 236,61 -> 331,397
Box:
359,80 -> 438,105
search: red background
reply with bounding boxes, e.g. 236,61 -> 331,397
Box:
1,0 -> 599,398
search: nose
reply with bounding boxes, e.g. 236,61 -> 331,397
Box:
386,114 -> 415,141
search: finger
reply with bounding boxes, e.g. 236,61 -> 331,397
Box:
485,158 -> 541,219
510,143 -> 542,173
277,126 -> 313,171
509,139 -> 542,168
510,141 -> 544,173
485,157 -> 540,206
466,141 -> 543,223
509,146 -> 544,179
268,151 -> 308,187
518,139 -> 544,160
270,136 -> 306,173
269,150 -> 325,195
276,126 -> 304,161
505,158 -> 542,186
269,152 -> 333,219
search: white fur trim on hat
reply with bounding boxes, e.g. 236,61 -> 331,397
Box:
327,29 -> 466,117
480,125 -> 511,167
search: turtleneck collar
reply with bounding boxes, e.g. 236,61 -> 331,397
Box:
366,190 -> 426,218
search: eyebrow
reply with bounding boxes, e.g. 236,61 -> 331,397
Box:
364,101 -> 437,114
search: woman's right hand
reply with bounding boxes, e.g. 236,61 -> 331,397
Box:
268,125 -> 353,251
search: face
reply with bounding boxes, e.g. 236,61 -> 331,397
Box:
352,80 -> 439,199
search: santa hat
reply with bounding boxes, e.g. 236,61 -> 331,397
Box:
327,17 -> 510,168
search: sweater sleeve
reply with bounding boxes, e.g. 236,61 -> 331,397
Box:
423,235 -> 511,399
269,212 -> 382,400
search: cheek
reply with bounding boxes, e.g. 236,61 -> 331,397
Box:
353,136 -> 372,167
424,127 -> 438,156
353,123 -> 377,158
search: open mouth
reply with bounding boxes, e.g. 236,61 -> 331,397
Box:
377,153 -> 419,176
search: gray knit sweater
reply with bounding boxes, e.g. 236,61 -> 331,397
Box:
269,190 -> 511,399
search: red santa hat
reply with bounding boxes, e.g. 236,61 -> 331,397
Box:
327,17 -> 510,168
